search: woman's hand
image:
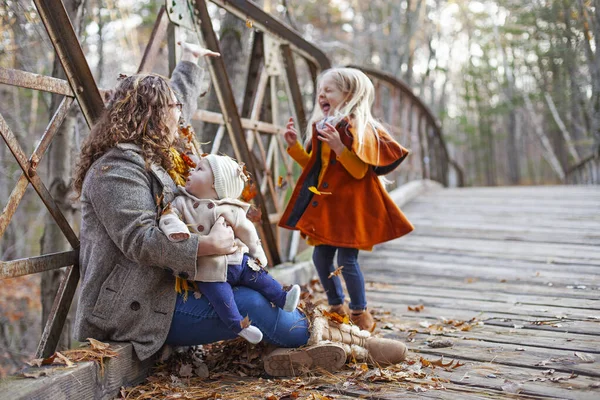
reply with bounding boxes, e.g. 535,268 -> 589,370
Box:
317,122 -> 344,155
178,42 -> 221,63
283,117 -> 298,147
197,216 -> 237,256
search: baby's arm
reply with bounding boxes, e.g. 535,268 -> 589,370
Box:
159,196 -> 192,242
231,208 -> 268,267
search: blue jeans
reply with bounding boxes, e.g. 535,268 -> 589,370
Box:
166,287 -> 309,348
312,245 -> 367,311
195,255 -> 288,333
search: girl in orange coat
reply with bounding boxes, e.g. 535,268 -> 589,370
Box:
279,67 -> 414,331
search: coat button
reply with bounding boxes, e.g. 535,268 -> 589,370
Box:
164,220 -> 170,225
193,202 -> 199,209
207,203 -> 214,209
179,272 -> 189,280
330,159 -> 337,165
312,201 -> 318,207
322,182 -> 329,189
130,301 -> 141,311
197,225 -> 205,232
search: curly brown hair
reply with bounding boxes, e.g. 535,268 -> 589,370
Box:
73,74 -> 178,197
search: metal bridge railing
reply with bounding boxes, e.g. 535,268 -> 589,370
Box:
0,0 -> 457,358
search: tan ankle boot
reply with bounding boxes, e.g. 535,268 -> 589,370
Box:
350,308 -> 376,332
309,313 -> 407,366
262,343 -> 346,377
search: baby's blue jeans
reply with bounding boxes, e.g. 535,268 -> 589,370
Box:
312,245 -> 367,311
166,257 -> 309,347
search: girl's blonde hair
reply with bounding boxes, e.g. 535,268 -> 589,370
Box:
73,74 -> 177,197
304,67 -> 389,153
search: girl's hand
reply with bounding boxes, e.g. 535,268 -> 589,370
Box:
283,117 -> 298,147
317,122 -> 344,155
197,216 -> 237,256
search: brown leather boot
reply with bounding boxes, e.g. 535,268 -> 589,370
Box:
262,343 -> 346,377
329,303 -> 350,317
309,314 -> 407,366
350,308 -> 376,332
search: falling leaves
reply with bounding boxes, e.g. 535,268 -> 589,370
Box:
240,315 -> 252,329
327,265 -> 344,279
277,176 -> 288,190
241,180 -> 258,202
408,304 -> 424,312
308,186 -> 332,195
245,17 -> 253,28
322,309 -> 350,325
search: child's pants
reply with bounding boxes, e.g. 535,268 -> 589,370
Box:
196,254 -> 288,333
312,245 -> 367,311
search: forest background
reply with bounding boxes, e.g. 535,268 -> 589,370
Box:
0,0 -> 598,377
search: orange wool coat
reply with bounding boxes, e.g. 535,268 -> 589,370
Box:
279,119 -> 414,249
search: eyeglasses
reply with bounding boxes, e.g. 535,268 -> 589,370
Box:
169,102 -> 183,112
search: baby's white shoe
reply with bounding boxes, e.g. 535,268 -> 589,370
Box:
239,325 -> 263,344
283,284 -> 301,312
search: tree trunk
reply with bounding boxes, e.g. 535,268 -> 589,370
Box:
40,0 -> 85,351
200,11 -> 251,156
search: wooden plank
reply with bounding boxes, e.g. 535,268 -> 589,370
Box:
377,237 -> 600,264
362,255 -> 600,284
406,221 -> 600,246
364,282 -> 600,311
0,343 -> 156,400
413,353 -> 600,400
406,334 -> 600,378
391,318 -> 600,354
365,274 -> 600,300
370,296 -> 600,336
367,289 -> 598,323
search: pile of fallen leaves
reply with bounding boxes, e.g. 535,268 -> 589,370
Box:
21,338 -> 118,379
118,279 -> 466,399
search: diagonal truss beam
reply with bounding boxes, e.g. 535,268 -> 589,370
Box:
33,0 -> 105,127
194,0 -> 281,266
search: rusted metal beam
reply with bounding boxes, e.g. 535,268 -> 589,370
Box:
0,67 -> 73,97
33,0 -> 104,127
242,32 -> 265,118
209,0 -> 330,71
137,6 -> 170,73
194,0 -> 281,266
280,44 -> 307,134
0,114 -> 79,248
0,251 -> 78,279
192,109 -> 284,135
36,264 -> 80,358
0,97 -> 73,240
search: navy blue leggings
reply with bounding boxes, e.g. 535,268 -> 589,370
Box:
312,245 -> 367,311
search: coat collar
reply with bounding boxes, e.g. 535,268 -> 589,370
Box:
177,186 -> 250,211
116,142 -> 176,204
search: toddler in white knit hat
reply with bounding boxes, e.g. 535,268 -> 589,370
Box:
159,154 -> 300,344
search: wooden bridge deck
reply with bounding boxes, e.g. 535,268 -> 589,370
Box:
359,185 -> 600,399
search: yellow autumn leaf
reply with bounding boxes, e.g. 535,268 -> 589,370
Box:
328,265 -> 344,278
308,186 -> 332,195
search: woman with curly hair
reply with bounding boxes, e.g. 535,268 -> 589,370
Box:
72,43 -> 407,377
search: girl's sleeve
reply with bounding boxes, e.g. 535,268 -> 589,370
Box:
287,141 -> 310,167
337,147 -> 369,179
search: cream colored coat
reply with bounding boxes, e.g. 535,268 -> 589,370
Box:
159,187 -> 268,282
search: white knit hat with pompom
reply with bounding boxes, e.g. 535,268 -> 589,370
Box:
204,154 -> 246,200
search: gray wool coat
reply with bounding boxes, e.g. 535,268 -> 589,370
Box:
73,61 -> 206,361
